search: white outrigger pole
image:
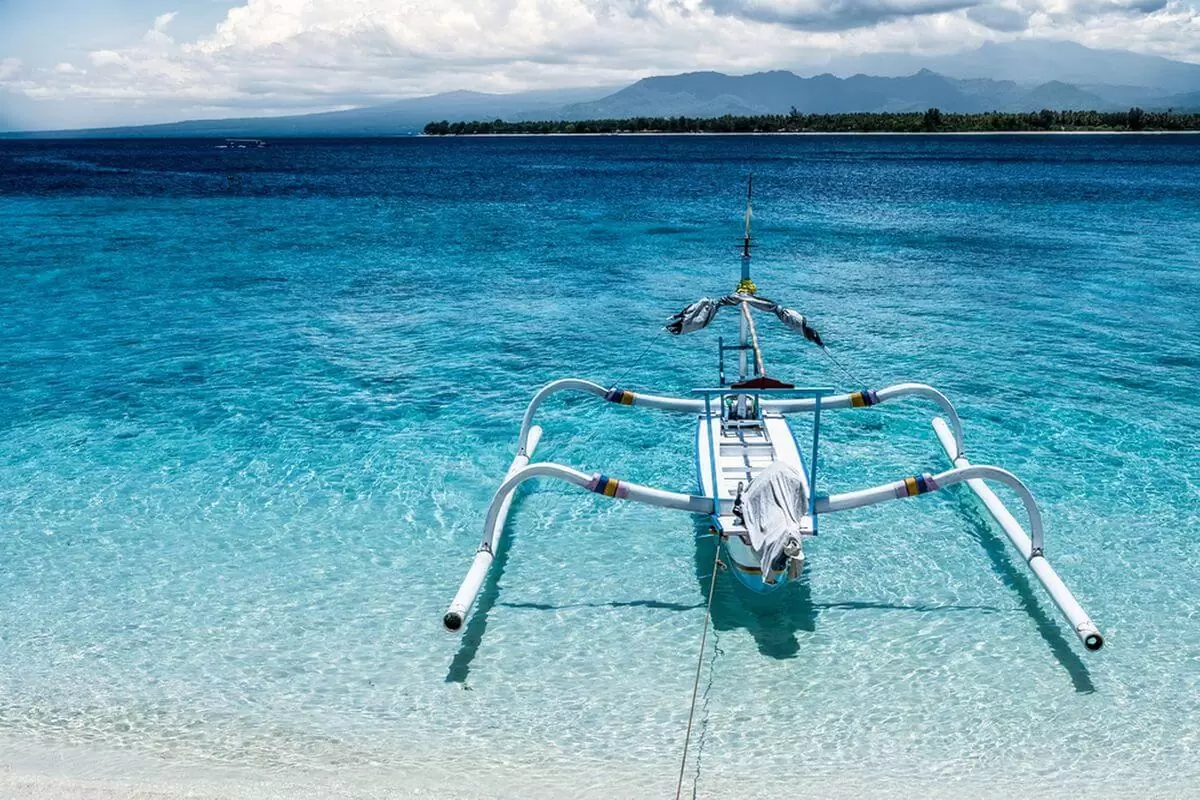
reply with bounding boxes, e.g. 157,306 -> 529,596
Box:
444,182 -> 1103,654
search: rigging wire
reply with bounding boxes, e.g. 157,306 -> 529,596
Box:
820,344 -> 871,388
568,328 -> 663,456
609,328 -> 662,390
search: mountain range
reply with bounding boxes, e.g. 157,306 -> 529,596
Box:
828,40 -> 1200,94
3,40 -> 1199,137
544,70 -> 1164,119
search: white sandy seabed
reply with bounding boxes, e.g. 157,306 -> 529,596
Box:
4,737 -> 1196,800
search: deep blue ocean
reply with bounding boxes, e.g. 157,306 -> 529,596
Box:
1,135 -> 1199,798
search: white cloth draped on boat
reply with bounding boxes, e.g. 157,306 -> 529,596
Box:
665,293 -> 824,346
739,461 -> 808,579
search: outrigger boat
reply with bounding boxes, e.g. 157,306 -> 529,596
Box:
444,182 -> 1103,654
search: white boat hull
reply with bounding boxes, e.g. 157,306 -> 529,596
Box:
696,409 -> 812,591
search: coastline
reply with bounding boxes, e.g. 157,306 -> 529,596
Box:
423,108 -> 1200,137
425,129 -> 1200,137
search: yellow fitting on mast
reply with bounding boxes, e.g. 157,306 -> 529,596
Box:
736,277 -> 757,295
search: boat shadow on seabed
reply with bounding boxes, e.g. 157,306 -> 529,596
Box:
694,516 -> 1095,693
692,520 -> 816,660
443,509 -> 819,681
446,500 -> 1093,692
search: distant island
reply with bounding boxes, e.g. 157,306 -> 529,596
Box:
424,108 -> 1200,135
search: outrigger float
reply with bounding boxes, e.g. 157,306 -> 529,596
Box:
443,182 -> 1103,654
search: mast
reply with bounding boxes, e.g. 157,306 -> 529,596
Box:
740,174 -> 753,279
737,175 -> 753,412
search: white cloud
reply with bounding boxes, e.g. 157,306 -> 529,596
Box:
705,0 -> 980,31
0,57 -> 21,81
1,0 -> 1197,117
1024,0 -> 1199,55
966,3 -> 1033,28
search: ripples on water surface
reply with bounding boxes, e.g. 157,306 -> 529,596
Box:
1,135 -> 1199,798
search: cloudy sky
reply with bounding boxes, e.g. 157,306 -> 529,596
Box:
1,0 -> 1197,129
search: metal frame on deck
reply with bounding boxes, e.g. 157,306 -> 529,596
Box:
692,386 -> 833,525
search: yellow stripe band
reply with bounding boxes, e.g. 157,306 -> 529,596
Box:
895,473 -> 939,499
850,389 -> 879,408
588,473 -> 630,499
604,387 -> 635,405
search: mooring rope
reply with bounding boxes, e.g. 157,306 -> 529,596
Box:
675,539 -> 722,800
690,622 -> 722,798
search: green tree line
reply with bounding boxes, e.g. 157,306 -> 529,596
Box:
423,108 -> 1200,135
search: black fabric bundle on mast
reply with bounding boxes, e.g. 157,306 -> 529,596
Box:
664,294 -> 824,348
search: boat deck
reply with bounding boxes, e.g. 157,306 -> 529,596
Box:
697,411 -> 811,539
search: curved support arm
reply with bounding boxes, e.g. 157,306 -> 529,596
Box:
761,383 -> 966,460
815,464 -> 1043,555
444,460 -> 711,632
481,463 -> 712,545
516,378 -> 704,455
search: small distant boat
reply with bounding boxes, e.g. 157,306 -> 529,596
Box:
444,178 -> 1103,656
217,138 -> 267,149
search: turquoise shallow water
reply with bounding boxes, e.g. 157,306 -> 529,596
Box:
1,135 -> 1199,797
